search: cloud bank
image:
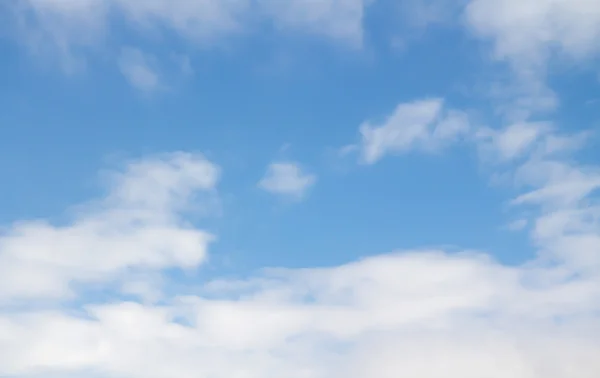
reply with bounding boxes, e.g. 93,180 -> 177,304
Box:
1,98 -> 599,377
2,1 -> 600,377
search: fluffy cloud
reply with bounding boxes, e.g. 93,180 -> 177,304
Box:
3,2 -> 600,376
1,106 -> 599,377
352,98 -> 590,166
0,152 -> 219,302
465,0 -> 600,70
258,161 -> 316,199
2,249 -> 600,378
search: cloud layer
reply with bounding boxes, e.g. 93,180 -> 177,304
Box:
10,0 -> 600,110
1,98 -> 599,377
2,1 -> 600,377
10,0 -> 369,70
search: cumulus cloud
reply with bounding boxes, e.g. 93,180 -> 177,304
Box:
3,249 -> 600,378
0,152 -> 219,302
0,108 -> 599,377
258,161 -> 316,199
3,2 -> 600,376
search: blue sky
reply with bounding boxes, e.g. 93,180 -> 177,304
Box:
0,1 -> 600,377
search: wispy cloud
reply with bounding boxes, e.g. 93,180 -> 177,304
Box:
2,0 -> 600,376
118,47 -> 161,93
356,98 -> 470,164
258,161 -> 316,199
506,218 -> 528,231
0,117 -> 599,376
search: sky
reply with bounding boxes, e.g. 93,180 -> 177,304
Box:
0,0 -> 599,377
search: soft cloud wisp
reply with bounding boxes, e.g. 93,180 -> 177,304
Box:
258,161 -> 316,199
357,98 -> 470,163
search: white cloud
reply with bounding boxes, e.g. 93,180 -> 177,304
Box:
1,251 -> 600,377
0,118 -> 600,377
0,152 -> 219,302
379,0 -> 600,121
3,1 -> 600,375
258,161 -> 316,199
117,48 -> 195,91
9,0 -> 109,73
118,47 -> 161,93
11,0 -> 370,57
257,0 -> 367,46
111,0 -> 249,43
358,98 -> 470,164
463,0 -> 600,119
8,0 -> 372,87
355,100 -> 591,168
465,0 -> 600,71
475,121 -> 550,162
488,78 -> 559,122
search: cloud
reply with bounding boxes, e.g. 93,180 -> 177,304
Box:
6,0 -> 372,89
0,152 -> 219,302
475,121 -> 551,162
117,48 -> 194,91
111,0 -> 249,43
1,115 -> 600,377
353,99 -> 591,167
463,0 -> 600,119
465,0 -> 600,71
9,0 -> 109,73
118,47 -> 161,93
377,0 -> 600,120
1,251 -> 600,377
11,0 -> 370,58
258,161 -> 316,199
357,98 -> 470,164
3,2 -> 600,375
257,0 -> 367,46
